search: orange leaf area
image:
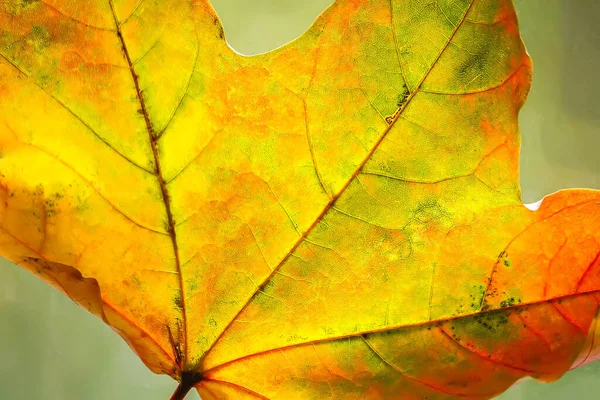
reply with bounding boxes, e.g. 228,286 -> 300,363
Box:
0,0 -> 598,399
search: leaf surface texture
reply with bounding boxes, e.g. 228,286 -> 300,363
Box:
0,0 -> 599,398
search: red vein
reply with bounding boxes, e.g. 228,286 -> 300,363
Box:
572,304 -> 600,369
437,324 -> 535,373
197,384 -> 219,400
515,311 -> 552,350
203,289 -> 600,376
481,199 -> 598,307
202,379 -> 269,400
551,301 -> 587,335
107,0 -> 188,368
362,336 -> 493,398
576,251 -> 600,291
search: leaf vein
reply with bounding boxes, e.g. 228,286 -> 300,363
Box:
361,335 -> 482,397
0,52 -> 157,176
107,0 -> 189,368
199,0 -> 477,363
40,0 -> 116,32
21,140 -> 169,235
202,289 -> 600,376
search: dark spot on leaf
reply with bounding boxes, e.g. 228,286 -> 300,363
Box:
396,85 -> 409,108
173,295 -> 183,309
500,297 -> 517,308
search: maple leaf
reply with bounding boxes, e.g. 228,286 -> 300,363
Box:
0,0 -> 599,399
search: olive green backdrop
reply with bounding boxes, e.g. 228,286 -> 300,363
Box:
0,0 -> 598,398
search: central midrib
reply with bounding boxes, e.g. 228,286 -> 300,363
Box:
107,1 -> 188,370
108,0 -> 475,373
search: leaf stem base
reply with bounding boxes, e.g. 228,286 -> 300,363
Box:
169,371 -> 202,400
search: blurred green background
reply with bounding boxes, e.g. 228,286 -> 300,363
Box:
0,0 -> 598,398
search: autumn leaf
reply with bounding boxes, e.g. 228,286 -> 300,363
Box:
1,0 -> 599,399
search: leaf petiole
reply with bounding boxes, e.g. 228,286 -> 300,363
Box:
169,383 -> 193,400
169,371 -> 202,400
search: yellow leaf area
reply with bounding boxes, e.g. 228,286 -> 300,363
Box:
1,0 -> 599,399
